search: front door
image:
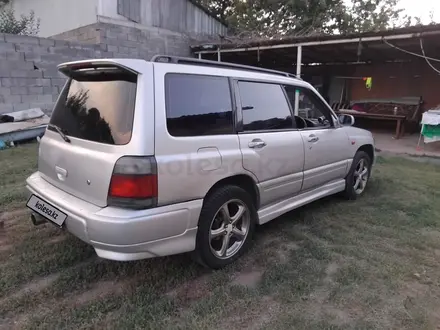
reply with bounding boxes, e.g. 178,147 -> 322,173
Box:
300,127 -> 350,191
235,80 -> 304,207
285,85 -> 351,191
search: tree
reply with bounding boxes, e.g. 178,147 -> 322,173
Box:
0,0 -> 40,35
194,0 -> 414,35
339,0 -> 405,33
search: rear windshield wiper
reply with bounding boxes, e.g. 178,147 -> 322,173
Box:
48,124 -> 71,143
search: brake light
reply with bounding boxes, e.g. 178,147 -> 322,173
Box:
109,175 -> 157,198
107,156 -> 158,209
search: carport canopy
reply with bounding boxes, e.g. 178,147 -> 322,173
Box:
192,24 -> 440,73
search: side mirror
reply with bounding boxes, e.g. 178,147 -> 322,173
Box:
339,114 -> 355,126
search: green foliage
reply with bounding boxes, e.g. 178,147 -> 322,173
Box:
340,0 -> 406,33
0,6 -> 40,36
195,0 -> 418,35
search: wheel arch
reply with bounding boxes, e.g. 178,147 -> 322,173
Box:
357,144 -> 374,164
204,174 -> 260,210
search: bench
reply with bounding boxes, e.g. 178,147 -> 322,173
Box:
337,110 -> 406,139
332,97 -> 423,139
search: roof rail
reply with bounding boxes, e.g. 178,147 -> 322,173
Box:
151,55 -> 299,79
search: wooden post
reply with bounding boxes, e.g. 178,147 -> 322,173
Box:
395,119 -> 402,139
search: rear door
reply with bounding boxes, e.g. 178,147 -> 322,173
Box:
235,80 -> 304,207
37,60 -> 154,207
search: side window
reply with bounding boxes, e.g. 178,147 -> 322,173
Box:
238,81 -> 294,132
284,86 -> 333,129
165,74 -> 233,137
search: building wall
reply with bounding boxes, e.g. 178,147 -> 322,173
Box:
54,21 -> 193,60
13,0 -> 226,38
12,0 -> 99,37
98,0 -> 227,36
0,22 -> 192,115
350,61 -> 440,110
2,1 -> 224,115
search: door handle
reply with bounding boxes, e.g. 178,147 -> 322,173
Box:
308,134 -> 319,143
248,139 -> 267,149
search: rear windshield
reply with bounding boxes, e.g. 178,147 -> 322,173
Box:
49,67 -> 137,145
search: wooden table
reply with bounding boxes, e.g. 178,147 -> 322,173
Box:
337,111 -> 407,139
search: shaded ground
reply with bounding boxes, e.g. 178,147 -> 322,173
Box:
373,130 -> 440,158
1,143 -> 440,329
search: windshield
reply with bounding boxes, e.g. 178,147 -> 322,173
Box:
49,68 -> 137,145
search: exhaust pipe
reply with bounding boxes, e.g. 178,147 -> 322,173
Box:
31,213 -> 46,226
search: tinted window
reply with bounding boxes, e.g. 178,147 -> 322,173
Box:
165,74 -> 233,137
50,68 -> 136,145
238,81 -> 293,131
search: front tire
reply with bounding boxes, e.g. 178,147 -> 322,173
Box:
192,185 -> 257,269
343,151 -> 371,200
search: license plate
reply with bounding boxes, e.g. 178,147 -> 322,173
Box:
27,195 -> 67,227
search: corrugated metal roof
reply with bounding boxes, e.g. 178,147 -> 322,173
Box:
192,24 -> 440,51
186,0 -> 228,27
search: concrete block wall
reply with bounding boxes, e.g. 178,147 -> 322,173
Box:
0,22 -> 193,115
96,22 -> 192,59
0,34 -> 105,114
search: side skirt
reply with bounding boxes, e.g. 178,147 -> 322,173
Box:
257,179 -> 346,225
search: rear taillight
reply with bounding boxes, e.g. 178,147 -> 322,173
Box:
108,156 -> 157,209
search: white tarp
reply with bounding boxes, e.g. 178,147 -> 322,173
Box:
0,117 -> 49,135
421,111 -> 440,126
421,110 -> 440,144
4,108 -> 45,121
0,108 -> 48,140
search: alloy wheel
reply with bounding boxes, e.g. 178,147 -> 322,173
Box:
353,158 -> 369,194
209,199 -> 250,259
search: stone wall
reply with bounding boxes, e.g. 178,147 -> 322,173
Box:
0,22 -> 193,115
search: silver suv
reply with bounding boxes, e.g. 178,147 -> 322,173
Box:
26,56 -> 374,269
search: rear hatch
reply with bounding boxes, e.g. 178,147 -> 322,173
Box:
38,60 -> 153,207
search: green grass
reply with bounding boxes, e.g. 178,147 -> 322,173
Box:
1,143 -> 440,329
0,143 -> 38,211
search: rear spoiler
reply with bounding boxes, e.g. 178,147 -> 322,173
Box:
57,59 -> 146,78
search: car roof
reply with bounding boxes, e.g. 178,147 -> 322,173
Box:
153,62 -> 312,89
58,57 -> 314,89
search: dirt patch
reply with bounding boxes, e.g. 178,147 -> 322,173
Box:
18,273 -> 59,295
0,273 -> 60,307
421,229 -> 440,241
233,269 -> 263,288
402,281 -> 432,299
166,273 -> 212,302
73,280 -> 125,306
324,261 -> 341,284
0,243 -> 12,253
300,292 -> 357,326
262,238 -> 302,264
220,296 -> 282,330
0,209 -> 30,223
310,260 -> 342,303
0,234 -> 9,248
322,306 -> 352,325
45,234 -> 67,245
277,242 -> 302,263
0,209 -> 30,231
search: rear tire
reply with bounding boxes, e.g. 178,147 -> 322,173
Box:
192,185 -> 257,269
343,151 -> 371,200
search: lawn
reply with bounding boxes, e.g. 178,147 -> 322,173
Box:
1,143 -> 440,329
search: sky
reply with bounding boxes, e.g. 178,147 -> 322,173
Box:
400,0 -> 440,23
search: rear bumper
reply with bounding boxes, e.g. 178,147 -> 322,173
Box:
26,172 -> 202,261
